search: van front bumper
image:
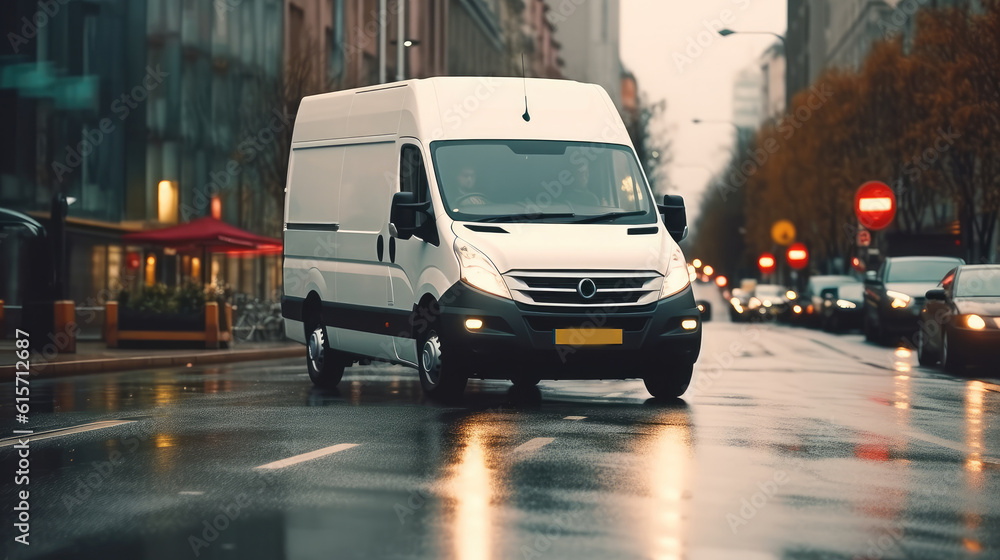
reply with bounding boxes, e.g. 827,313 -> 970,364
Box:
436,282 -> 702,379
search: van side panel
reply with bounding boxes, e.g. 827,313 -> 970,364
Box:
286,146 -> 345,226
346,87 -> 407,137
283,145 -> 345,344
291,93 -> 353,143
332,141 -> 398,359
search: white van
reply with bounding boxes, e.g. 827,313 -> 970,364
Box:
281,77 -> 701,399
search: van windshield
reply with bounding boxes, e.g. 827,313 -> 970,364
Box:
430,140 -> 657,224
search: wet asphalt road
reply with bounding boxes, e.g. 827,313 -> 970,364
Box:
2,308 -> 999,559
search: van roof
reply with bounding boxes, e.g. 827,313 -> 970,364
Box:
291,77 -> 633,147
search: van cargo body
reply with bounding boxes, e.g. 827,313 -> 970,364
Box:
281,77 -> 701,399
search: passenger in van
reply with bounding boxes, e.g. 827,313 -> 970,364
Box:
453,166 -> 490,206
563,161 -> 601,206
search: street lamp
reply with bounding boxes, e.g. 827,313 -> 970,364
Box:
718,28 -> 786,47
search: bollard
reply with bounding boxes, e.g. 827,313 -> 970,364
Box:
105,301 -> 119,348
53,300 -> 77,354
205,302 -> 220,349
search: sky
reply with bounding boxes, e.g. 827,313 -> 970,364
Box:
619,0 -> 787,223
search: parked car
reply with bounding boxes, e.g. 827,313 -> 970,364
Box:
819,281 -> 865,332
917,265 -> 1000,372
748,284 -> 789,321
729,288 -> 751,322
863,256 -> 965,345
800,275 -> 859,328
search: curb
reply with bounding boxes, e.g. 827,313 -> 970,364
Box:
1,346 -> 304,382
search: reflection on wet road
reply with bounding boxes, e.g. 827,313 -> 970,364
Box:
1,321 -> 998,560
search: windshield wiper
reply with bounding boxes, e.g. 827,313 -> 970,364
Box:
572,210 -> 649,224
474,212 -> 576,223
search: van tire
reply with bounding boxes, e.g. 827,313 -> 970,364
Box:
305,322 -> 348,389
643,363 -> 694,399
417,322 -> 468,400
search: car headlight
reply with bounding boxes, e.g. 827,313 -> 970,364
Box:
763,300 -> 773,308
886,290 -> 911,309
786,290 -> 797,300
454,238 -> 511,299
837,299 -> 857,309
966,314 -> 986,330
660,245 -> 691,299
748,297 -> 761,309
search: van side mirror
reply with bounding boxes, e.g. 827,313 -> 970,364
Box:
925,289 -> 946,301
390,192 -> 438,245
865,270 -> 877,283
658,194 -> 687,242
820,287 -> 838,299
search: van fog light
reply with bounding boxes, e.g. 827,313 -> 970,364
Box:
465,318 -> 484,331
681,319 -> 698,331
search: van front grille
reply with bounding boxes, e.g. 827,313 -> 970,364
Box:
503,270 -> 662,308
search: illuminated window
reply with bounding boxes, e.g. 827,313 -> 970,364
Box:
145,254 -> 157,286
158,180 -> 179,224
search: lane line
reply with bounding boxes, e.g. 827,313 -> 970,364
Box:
603,392 -> 624,398
255,443 -> 359,470
179,491 -> 204,496
563,416 -> 586,421
513,437 -> 555,454
0,420 -> 135,448
904,431 -> 1000,464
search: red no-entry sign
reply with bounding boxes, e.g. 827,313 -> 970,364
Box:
787,243 -> 809,270
759,253 -> 777,275
855,181 -> 896,231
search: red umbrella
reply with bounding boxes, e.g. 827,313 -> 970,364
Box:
122,216 -> 281,250
122,217 -> 282,284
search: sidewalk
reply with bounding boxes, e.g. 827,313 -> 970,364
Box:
0,339 -> 304,381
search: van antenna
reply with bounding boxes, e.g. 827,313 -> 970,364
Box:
521,54 -> 531,122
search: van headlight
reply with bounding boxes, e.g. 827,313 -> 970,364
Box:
660,245 -> 691,299
454,238 -> 511,299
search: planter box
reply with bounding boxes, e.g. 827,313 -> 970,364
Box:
105,301 -> 233,349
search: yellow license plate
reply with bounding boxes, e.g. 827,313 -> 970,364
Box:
553,328 -> 623,346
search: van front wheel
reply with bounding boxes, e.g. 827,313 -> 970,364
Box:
643,363 -> 694,399
418,327 -> 468,400
306,324 -> 347,389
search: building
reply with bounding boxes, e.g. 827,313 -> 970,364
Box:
760,42 -> 786,122
733,65 -> 764,133
0,0 -> 286,306
0,0 -> 560,308
552,0 -> 623,110
785,0 -> 980,104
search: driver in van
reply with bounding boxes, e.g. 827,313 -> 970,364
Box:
563,160 -> 601,206
454,166 -> 490,206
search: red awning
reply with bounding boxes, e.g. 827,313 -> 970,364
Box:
122,217 -> 282,253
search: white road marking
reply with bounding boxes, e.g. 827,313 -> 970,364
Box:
513,437 -> 555,454
563,416 -> 586,421
255,443 -> 359,470
604,392 -> 624,398
179,491 -> 204,496
0,420 -> 135,448
904,431 -> 1000,464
